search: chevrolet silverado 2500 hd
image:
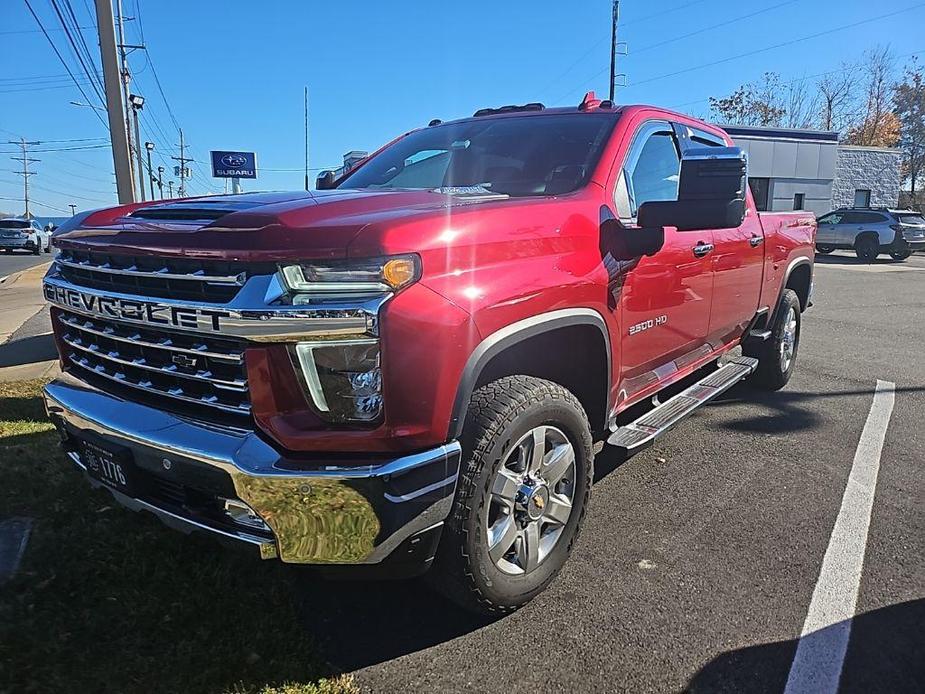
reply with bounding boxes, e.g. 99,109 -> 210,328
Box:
42,94 -> 816,614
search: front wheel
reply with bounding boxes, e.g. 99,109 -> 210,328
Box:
744,289 -> 801,391
431,375 -> 593,615
890,249 -> 912,261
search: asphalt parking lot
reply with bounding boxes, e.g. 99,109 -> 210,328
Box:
292,251 -> 924,693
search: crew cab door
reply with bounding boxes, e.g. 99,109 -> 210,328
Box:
610,120 -> 714,402
674,124 -> 764,343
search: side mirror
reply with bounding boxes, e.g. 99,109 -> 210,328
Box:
601,218 -> 665,260
315,170 -> 337,190
637,146 -> 747,231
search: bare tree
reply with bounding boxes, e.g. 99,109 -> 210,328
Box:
709,72 -> 786,127
785,78 -> 819,129
894,58 -> 925,202
844,46 -> 899,146
816,64 -> 855,132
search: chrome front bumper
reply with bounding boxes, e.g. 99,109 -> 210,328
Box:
43,372 -> 461,566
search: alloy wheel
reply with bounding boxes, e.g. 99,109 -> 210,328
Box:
484,425 -> 576,575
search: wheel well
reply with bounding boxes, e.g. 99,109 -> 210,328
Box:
854,231 -> 879,247
786,263 -> 812,311
473,325 -> 609,436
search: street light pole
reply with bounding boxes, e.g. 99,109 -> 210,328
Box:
69,204 -> 77,216
168,180 -> 174,198
129,94 -> 146,201
145,142 -> 155,200
157,166 -> 164,199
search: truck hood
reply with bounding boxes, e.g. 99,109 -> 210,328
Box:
54,189 -> 511,261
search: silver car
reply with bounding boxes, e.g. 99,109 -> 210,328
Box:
0,218 -> 52,256
815,207 -> 925,261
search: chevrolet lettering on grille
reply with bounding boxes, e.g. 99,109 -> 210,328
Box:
44,283 -> 230,332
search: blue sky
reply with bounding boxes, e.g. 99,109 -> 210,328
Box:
2,0 -> 924,216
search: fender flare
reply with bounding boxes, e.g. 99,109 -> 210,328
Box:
447,308 -> 612,440
775,255 -> 813,316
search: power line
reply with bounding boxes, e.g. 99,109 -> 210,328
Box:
627,3 -> 925,90
559,2 -> 925,102
630,0 -> 798,56
22,0 -> 109,131
7,138 -> 40,217
0,196 -> 69,214
48,0 -> 107,107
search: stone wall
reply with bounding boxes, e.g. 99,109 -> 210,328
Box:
832,146 -> 902,209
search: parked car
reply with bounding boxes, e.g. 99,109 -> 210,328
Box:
0,218 -> 52,255
41,96 -> 816,614
815,207 -> 925,261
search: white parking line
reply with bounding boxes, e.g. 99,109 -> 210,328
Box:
784,380 -> 896,694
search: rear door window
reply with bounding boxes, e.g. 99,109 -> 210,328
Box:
817,213 -> 842,225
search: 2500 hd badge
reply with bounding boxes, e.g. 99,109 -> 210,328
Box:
43,283 -> 229,331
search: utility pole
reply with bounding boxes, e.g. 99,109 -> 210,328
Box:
95,0 -> 134,203
156,166 -> 164,199
172,129 -> 191,197
304,86 -> 310,191
114,0 -> 137,195
145,142 -> 155,200
9,138 -> 40,218
69,203 -> 77,216
609,0 -> 620,102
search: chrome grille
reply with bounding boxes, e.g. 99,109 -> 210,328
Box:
57,310 -> 250,416
55,249 -> 259,303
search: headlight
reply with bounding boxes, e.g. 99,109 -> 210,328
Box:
279,255 -> 420,296
293,339 -> 382,423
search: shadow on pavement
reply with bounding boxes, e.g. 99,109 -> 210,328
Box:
686,598 -> 925,693
0,333 -> 57,368
292,574 -> 496,671
813,253 -> 908,266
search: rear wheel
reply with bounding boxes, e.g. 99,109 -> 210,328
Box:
431,375 -> 592,615
855,235 -> 880,262
890,249 -> 911,261
31,246 -> 40,256
815,245 -> 835,255
744,289 -> 801,391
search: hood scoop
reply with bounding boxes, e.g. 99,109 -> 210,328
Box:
130,206 -> 238,221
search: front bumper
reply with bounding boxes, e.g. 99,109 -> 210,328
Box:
43,372 -> 461,567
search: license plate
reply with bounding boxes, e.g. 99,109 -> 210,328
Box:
79,438 -> 136,496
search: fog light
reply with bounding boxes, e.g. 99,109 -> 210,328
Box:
222,498 -> 271,532
294,338 -> 383,423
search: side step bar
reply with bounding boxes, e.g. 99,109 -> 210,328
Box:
607,356 -> 759,454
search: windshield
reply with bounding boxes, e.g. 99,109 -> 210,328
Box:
0,220 -> 30,229
897,213 -> 925,225
338,113 -> 617,197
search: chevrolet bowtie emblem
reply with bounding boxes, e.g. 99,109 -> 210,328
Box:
172,354 -> 198,368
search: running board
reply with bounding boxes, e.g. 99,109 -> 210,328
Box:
607,356 -> 759,454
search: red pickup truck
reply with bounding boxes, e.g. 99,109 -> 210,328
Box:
42,94 -> 815,614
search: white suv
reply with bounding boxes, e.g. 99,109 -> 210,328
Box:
0,218 -> 52,256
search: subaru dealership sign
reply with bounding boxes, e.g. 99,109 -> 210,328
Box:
210,151 -> 257,179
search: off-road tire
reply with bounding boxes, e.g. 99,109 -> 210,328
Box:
430,376 -> 593,615
815,245 -> 835,255
855,235 -> 880,262
744,289 -> 801,391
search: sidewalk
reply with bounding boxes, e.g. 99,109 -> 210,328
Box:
0,263 -> 60,382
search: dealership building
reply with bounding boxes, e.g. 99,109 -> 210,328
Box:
722,125 -> 903,216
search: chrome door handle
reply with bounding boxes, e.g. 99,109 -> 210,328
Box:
692,242 -> 714,258
749,235 -> 763,247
